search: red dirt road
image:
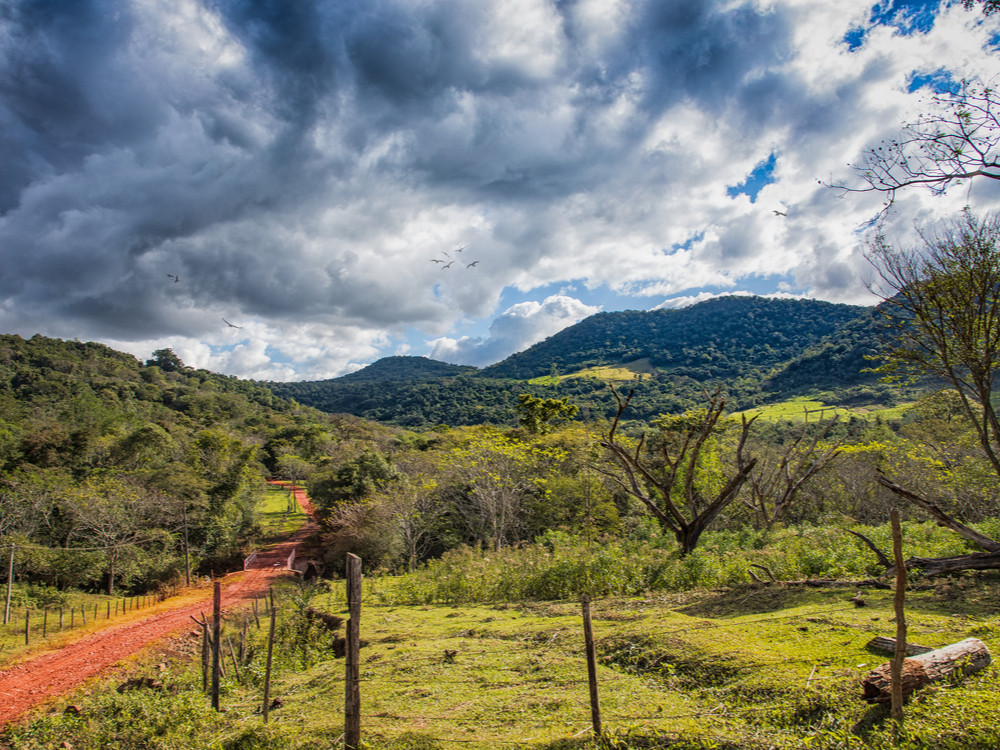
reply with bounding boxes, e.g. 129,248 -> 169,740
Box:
0,481 -> 318,726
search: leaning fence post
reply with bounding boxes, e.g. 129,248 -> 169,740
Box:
200,618 -> 210,693
263,604 -> 277,723
582,596 -> 603,738
890,509 -> 907,725
345,554 -> 362,750
212,582 -> 222,711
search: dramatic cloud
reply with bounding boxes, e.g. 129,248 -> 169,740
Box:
1,0 -> 999,379
430,294 -> 601,367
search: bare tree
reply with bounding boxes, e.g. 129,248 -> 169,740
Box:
867,210 -> 1000,478
836,80 -> 1000,211
738,413 -> 847,529
595,387 -> 757,556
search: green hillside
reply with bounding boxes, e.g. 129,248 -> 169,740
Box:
273,296 -> 903,427
0,334 -> 399,595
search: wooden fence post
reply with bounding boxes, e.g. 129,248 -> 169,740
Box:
345,554 -> 362,750
263,605 -> 277,723
24,609 -> 29,646
43,609 -> 47,639
81,604 -> 86,625
582,596 -> 603,738
890,509 -> 907,725
227,636 -> 242,684
212,582 -> 222,711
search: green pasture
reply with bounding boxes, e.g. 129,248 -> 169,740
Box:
733,397 -> 913,423
6,573 -> 999,750
528,359 -> 658,386
258,483 -> 308,542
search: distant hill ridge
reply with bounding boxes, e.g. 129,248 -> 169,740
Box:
271,295 -> 901,427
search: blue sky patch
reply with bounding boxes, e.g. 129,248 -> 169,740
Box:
907,68 -> 960,94
845,0 -> 941,50
727,153 -> 777,203
843,26 -> 867,50
870,0 -> 940,35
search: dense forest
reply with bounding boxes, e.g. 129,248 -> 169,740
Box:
270,296 -> 906,427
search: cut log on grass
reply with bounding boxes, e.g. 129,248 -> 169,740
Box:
861,637 -> 991,703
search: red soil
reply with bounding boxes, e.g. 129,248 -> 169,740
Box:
0,481 -> 318,726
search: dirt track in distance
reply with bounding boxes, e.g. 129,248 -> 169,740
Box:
0,481 -> 318,726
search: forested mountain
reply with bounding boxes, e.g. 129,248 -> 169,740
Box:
272,296 -> 902,427
481,296 -> 868,379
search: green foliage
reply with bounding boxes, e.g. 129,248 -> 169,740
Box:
0,332 -> 370,593
308,449 -> 399,513
516,394 -> 579,434
374,519 -> 978,606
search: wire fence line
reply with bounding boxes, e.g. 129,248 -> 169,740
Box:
227,577 -> 900,750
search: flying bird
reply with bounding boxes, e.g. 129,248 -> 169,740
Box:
773,210 -> 787,217
466,261 -> 479,268
430,258 -> 445,263
455,244 -> 467,253
166,274 -> 180,283
442,261 -> 455,269
222,318 -> 243,329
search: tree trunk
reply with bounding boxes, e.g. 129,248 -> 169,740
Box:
107,548 -> 117,597
861,637 -> 992,703
875,475 -> 1000,552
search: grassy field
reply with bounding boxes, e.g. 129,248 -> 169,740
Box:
528,359 -> 658,386
733,397 -> 913,423
4,575 -> 998,750
259,483 -> 309,542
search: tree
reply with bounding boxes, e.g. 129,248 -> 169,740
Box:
145,348 -> 186,372
963,0 -> 1000,15
867,211 -> 1000,478
841,80 -> 1000,210
308,450 -> 399,516
444,428 -> 563,551
864,210 -> 1000,572
596,387 -> 757,556
738,414 -> 848,529
516,394 -> 579,434
66,476 -> 173,595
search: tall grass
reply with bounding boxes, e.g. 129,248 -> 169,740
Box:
368,521 -> 980,605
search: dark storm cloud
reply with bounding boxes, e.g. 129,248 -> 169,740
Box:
0,0 -> 991,378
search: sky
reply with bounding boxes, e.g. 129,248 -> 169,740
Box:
3,0 -> 1000,381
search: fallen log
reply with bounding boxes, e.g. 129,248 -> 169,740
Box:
861,637 -> 991,703
902,551 -> 1000,577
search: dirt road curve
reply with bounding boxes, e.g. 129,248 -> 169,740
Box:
0,481 -> 318,726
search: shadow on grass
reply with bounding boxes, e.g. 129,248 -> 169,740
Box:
676,584 -> 845,618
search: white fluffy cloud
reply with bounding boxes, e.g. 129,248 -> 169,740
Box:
430,295 -> 601,367
1,1 -> 999,379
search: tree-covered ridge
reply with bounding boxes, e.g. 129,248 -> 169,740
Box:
333,356 -> 477,382
481,296 -> 869,380
274,296 -> 890,427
